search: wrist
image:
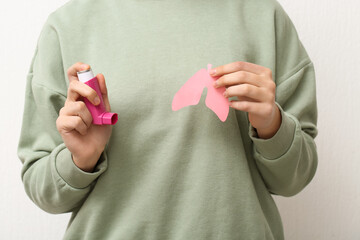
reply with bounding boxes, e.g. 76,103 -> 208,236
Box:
71,149 -> 103,173
256,104 -> 282,139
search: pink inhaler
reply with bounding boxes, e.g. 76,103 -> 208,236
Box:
77,68 -> 118,125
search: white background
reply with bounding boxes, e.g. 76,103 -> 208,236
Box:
1,0 -> 359,239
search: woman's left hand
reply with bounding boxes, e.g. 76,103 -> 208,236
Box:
210,61 -> 282,139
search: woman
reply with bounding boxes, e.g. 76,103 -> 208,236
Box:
18,0 -> 318,239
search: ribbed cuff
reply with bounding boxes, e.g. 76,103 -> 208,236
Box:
248,102 -> 297,160
55,145 -> 108,189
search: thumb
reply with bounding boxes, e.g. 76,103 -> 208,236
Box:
96,73 -> 111,112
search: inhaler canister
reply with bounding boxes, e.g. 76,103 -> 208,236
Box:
77,68 -> 118,125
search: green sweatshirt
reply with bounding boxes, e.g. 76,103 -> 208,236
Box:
17,0 -> 318,239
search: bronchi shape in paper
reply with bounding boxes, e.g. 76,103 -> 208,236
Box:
172,64 -> 230,122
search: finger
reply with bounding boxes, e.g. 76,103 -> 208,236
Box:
229,101 -> 274,119
210,61 -> 270,77
234,96 -> 261,102
214,71 -> 262,88
67,80 -> 100,105
59,101 -> 93,128
96,73 -> 111,112
229,100 -> 265,114
67,62 -> 91,82
56,115 -> 88,136
224,84 -> 269,102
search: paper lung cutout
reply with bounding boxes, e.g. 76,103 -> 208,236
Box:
172,64 -> 230,122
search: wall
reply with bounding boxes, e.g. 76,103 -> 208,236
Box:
273,1 -> 360,239
1,0 -> 359,239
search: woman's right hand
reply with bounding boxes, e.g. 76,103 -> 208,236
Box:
56,62 -> 113,172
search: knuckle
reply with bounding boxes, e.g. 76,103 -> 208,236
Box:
264,104 -> 273,116
218,76 -> 224,85
267,90 -> 276,101
74,62 -> 83,70
66,67 -> 73,76
67,63 -> 78,74
55,116 -> 62,128
75,116 -> 83,127
241,84 -> 250,95
59,107 -> 66,116
64,99 -> 73,108
85,115 -> 93,127
83,104 -> 92,116
56,116 -> 65,132
268,80 -> 276,90
76,101 -> 86,111
265,68 -> 273,77
79,126 -> 87,136
238,71 -> 246,79
263,86 -> 275,100
241,101 -> 250,111
236,61 -> 244,69
270,93 -> 275,102
69,80 -> 76,90
269,91 -> 276,101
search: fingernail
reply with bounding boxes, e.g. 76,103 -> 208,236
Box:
94,96 -> 100,105
81,64 -> 89,70
223,91 -> 227,97
213,81 -> 219,88
209,69 -> 216,75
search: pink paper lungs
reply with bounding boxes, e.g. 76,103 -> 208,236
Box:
172,64 -> 230,122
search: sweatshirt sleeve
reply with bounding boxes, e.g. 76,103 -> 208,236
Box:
17,17 -> 108,214
247,4 -> 318,197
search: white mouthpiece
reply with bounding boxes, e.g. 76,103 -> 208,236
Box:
77,69 -> 94,83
